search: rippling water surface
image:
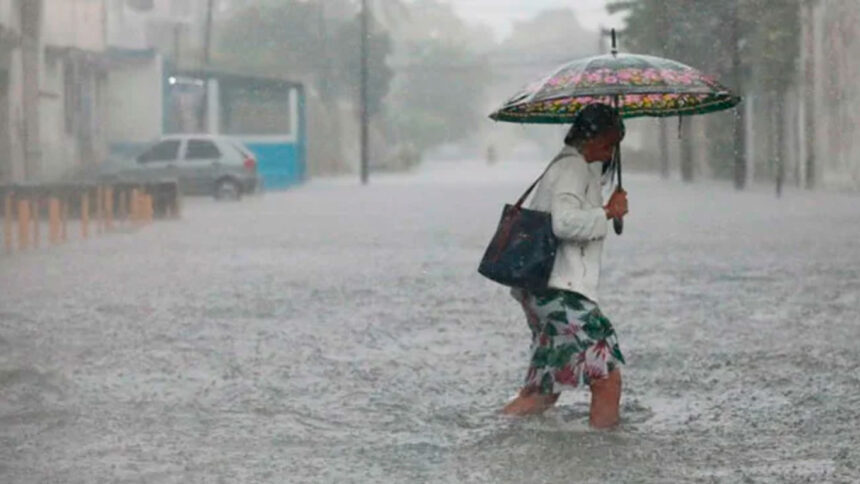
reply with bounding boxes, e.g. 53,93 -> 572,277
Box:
1,161 -> 859,483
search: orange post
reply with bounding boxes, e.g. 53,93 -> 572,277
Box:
81,191 -> 90,239
17,199 -> 30,250
130,189 -> 139,224
146,194 -> 154,223
104,187 -> 114,230
3,192 -> 13,254
95,186 -> 104,233
118,189 -> 127,223
60,197 -> 68,242
31,198 -> 39,249
140,193 -> 147,224
132,189 -> 140,224
49,198 -> 61,244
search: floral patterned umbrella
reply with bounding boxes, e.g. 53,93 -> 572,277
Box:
490,40 -> 740,123
489,31 -> 740,235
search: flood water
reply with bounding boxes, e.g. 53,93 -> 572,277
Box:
1,161 -> 858,483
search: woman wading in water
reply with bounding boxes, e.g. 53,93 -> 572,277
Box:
502,103 -> 628,429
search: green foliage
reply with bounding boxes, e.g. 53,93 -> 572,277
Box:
215,0 -> 394,114
333,14 -> 394,117
609,0 -> 801,179
742,0 -> 801,91
610,0 -> 800,91
385,39 -> 491,151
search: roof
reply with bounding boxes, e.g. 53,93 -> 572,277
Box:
168,67 -> 303,91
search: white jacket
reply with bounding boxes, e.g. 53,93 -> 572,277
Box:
527,146 -> 608,302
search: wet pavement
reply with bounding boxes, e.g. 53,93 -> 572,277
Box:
1,161 -> 859,483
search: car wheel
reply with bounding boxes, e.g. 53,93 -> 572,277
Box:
214,178 -> 242,201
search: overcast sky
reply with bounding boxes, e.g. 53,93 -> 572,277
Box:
440,0 -> 623,40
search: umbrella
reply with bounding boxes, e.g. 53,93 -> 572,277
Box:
489,30 -> 741,234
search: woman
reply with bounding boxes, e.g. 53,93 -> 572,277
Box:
502,103 -> 628,429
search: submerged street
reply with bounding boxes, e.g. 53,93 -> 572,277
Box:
1,161 -> 859,483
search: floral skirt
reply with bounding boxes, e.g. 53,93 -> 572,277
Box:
511,288 -> 625,395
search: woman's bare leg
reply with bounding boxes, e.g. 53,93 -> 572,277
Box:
589,368 -> 621,428
501,388 -> 560,416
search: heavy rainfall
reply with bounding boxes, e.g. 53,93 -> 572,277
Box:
1,1 -> 859,483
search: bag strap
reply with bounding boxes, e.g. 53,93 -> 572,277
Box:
514,152 -> 573,208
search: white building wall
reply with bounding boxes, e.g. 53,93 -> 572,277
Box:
0,0 -> 24,182
42,0 -> 105,51
107,0 -> 149,49
39,52 -> 76,179
0,47 -> 26,182
0,0 -> 21,29
38,0 -> 109,180
106,53 -> 163,145
810,0 -> 860,189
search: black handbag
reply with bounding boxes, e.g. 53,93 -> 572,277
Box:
478,156 -> 567,290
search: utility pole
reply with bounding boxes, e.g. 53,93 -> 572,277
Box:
360,0 -> 370,185
203,0 -> 215,65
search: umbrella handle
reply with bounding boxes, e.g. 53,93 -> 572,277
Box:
612,140 -> 624,235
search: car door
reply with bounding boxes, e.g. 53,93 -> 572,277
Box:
135,139 -> 182,181
182,138 -> 223,195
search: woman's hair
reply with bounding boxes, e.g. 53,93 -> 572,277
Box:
564,103 -> 625,149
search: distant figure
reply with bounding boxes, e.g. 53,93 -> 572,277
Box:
486,144 -> 497,165
501,103 -> 628,429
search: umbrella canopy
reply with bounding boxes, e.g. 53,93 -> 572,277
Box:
488,30 -> 742,235
490,53 -> 741,123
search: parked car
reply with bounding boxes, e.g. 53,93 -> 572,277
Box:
66,135 -> 260,200
129,135 -> 260,200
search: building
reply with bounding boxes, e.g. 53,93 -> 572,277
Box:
0,0 -> 38,183
0,0 -> 111,183
40,0 -> 109,180
0,0 -> 305,186
806,0 -> 860,189
105,0 -> 306,189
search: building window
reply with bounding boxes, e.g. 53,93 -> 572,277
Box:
220,84 -> 291,136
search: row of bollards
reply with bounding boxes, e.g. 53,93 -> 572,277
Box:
0,180 -> 180,255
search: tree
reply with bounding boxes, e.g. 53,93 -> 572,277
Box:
386,41 -> 491,151
609,0 -> 738,183
214,0 -> 392,113
609,0 -> 801,188
332,12 -> 394,118
383,0 -> 493,154
743,0 -> 801,195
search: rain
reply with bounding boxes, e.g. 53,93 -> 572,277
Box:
1,1 -> 859,483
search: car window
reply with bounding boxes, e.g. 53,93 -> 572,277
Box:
138,140 -> 180,163
185,140 -> 221,160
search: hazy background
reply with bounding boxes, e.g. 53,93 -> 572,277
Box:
2,2 -> 860,483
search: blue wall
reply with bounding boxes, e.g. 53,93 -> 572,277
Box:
243,141 -> 305,190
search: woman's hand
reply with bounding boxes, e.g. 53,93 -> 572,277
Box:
604,189 -> 628,220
